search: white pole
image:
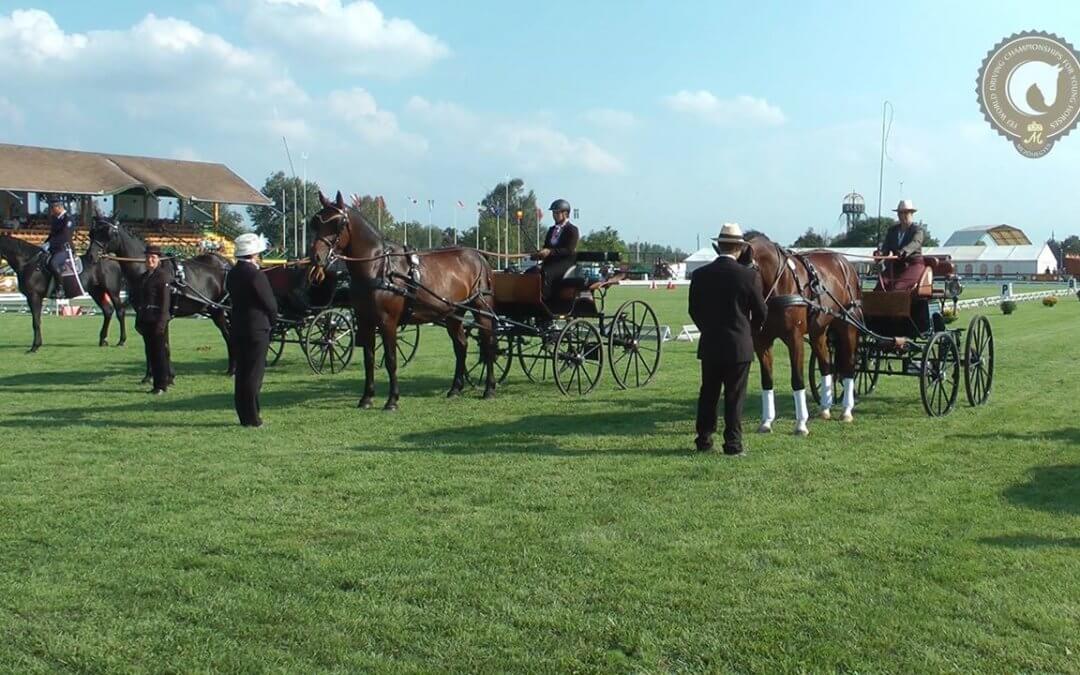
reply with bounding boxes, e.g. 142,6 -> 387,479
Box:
453,204 -> 458,245
403,202 -> 409,246
427,199 -> 433,249
292,183 -> 298,258
475,206 -> 480,249
301,154 -> 308,253
281,187 -> 286,254
504,178 -> 509,260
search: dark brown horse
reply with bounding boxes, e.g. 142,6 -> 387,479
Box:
741,234 -> 863,435
308,191 -> 497,410
0,231 -> 128,352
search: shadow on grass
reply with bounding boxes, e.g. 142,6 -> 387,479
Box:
979,534 -> 1080,549
2,375 -> 465,429
350,399 -> 695,457
948,428 -> 1080,445
1000,463 -> 1079,516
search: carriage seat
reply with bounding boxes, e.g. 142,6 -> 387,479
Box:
915,266 -> 934,298
922,255 -> 954,277
554,265 -> 590,293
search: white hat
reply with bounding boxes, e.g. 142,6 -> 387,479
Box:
893,199 -> 917,213
711,222 -> 745,244
234,233 -> 267,258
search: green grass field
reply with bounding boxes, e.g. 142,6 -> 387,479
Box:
1,288 -> 1077,672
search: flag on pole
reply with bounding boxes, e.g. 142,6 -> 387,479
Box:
409,197 -> 419,205
457,200 -> 465,209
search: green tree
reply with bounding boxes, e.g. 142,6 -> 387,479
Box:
792,228 -> 829,248
463,178 -> 540,254
349,194 -> 398,240
579,226 -> 628,256
246,170 -> 322,256
1061,234 -> 1080,255
830,217 -> 892,247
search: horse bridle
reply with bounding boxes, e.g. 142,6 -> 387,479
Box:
311,206 -> 351,266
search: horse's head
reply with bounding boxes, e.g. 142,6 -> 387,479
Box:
88,215 -> 121,256
307,190 -> 351,285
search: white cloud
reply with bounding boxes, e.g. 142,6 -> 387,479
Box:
246,0 -> 449,76
663,90 -> 786,127
489,124 -> 626,175
404,96 -> 476,130
582,108 -> 638,131
327,88 -> 427,153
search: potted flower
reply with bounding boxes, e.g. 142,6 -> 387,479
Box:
1043,295 -> 1058,307
1001,300 -> 1017,315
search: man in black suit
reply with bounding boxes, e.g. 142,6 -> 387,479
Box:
226,233 -> 278,427
875,199 -> 926,291
135,245 -> 173,395
529,198 -> 580,299
688,223 -> 767,455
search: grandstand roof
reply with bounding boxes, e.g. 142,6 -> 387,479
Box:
0,143 -> 272,206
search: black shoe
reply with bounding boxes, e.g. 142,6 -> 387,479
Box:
694,436 -> 714,452
149,388 -> 165,396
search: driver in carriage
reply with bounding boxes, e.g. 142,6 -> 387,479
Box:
874,199 -> 926,291
527,198 -> 580,301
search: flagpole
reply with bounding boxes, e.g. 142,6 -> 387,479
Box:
427,199 -> 433,249
404,201 -> 409,246
475,205 -> 480,250
453,203 -> 458,245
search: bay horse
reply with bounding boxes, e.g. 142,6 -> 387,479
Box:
740,233 -> 863,435
308,190 -> 497,410
0,231 -> 128,352
87,218 -> 234,377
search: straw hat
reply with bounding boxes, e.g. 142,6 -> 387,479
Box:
893,199 -> 917,213
234,233 -> 268,258
711,222 -> 745,244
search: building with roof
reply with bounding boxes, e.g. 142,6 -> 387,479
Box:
944,224 -> 1031,247
0,143 -> 271,252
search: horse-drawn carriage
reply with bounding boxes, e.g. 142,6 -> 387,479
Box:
260,262 -> 419,374
809,255 -> 994,417
461,251 -> 663,395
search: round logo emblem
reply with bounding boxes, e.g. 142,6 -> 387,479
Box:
977,31 -> 1080,158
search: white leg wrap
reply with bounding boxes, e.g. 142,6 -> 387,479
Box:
842,377 -> 855,420
758,389 -> 776,432
793,389 -> 809,435
820,374 -> 834,410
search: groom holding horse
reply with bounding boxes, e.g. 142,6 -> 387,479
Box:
689,223 -> 767,455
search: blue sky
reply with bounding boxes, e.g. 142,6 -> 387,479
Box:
2,1 -> 1079,248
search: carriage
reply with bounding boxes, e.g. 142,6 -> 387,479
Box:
260,263 -> 419,374
460,252 -> 663,395
808,255 -> 994,417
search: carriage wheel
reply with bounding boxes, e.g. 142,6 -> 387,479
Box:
607,300 -> 662,389
266,329 -> 286,367
919,331 -> 960,417
463,324 -> 513,386
963,315 -> 994,407
855,342 -> 880,397
304,308 -> 354,374
553,319 -> 604,396
517,333 -> 554,383
372,323 -> 421,369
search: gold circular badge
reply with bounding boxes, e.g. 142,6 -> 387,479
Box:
977,31 -> 1080,158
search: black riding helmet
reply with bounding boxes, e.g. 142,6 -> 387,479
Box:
549,198 -> 571,213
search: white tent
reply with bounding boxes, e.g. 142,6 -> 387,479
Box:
682,247 -> 717,278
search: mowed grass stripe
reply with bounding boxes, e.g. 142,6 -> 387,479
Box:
0,289 -> 1077,672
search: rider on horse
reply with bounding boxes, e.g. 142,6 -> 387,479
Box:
875,199 -> 926,291
528,198 -> 580,300
41,196 -> 80,297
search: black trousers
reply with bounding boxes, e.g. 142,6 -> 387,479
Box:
232,331 -> 269,426
137,323 -> 171,391
696,360 -> 751,452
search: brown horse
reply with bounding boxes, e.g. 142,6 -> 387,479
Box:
308,191 -> 497,410
741,234 -> 863,435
